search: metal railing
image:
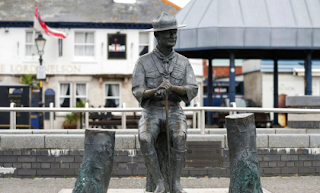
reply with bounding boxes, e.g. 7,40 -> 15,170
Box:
4,102 -> 320,135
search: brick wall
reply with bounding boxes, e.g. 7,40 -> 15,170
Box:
1,148 -> 319,178
203,60 -> 243,78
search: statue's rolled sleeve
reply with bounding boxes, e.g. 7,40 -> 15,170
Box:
132,61 -> 150,108
181,62 -> 198,106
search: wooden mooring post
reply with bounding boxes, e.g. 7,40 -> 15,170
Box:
73,129 -> 115,193
226,113 -> 263,193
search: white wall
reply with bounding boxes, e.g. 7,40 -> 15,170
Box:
262,73 -> 304,108
244,71 -> 263,106
189,59 -> 203,77
0,28 -> 153,75
242,59 -> 261,73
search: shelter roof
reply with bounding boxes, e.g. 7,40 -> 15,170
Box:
174,0 -> 320,59
0,0 -> 179,23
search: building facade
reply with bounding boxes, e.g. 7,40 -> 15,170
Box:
243,59 -> 320,108
0,0 -> 203,129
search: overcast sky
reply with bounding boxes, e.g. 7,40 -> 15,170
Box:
168,0 -> 191,8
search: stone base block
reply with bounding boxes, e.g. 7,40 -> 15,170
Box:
59,188 -> 271,193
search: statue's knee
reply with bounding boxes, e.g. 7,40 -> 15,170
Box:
173,132 -> 186,143
139,132 -> 153,145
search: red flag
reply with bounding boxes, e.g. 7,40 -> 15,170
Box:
34,1 -> 66,39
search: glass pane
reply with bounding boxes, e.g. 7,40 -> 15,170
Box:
60,84 -> 70,96
86,33 -> 94,43
26,32 -> 33,43
75,32 -> 85,43
76,84 -> 86,96
105,99 -> 119,107
139,46 -> 148,56
75,45 -> 85,56
60,98 -> 70,107
26,45 -> 34,56
76,97 -> 86,107
85,45 -> 94,56
105,84 -> 120,97
139,32 -> 149,44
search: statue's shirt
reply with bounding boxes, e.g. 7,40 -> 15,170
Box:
132,48 -> 198,108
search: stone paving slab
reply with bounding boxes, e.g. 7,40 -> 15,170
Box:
59,188 -> 271,193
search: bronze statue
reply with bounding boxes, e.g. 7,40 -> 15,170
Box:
132,12 -> 198,193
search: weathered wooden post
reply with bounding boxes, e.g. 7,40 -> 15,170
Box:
225,113 -> 263,193
73,129 -> 115,193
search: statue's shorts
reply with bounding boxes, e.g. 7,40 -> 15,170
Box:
138,104 -> 187,143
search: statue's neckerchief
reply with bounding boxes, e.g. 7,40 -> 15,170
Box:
153,48 -> 176,74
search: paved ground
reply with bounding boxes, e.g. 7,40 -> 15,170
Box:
0,176 -> 319,193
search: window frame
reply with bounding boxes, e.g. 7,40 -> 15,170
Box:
59,82 -> 72,108
139,32 -> 150,56
74,82 -> 88,107
74,31 -> 96,59
25,31 -> 41,58
104,82 -> 122,108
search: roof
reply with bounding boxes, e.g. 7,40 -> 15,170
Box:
174,0 -> 320,59
0,0 -> 179,27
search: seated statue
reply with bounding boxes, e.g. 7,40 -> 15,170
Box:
132,12 -> 198,193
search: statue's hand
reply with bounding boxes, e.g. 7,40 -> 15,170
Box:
154,89 -> 166,98
157,81 -> 172,91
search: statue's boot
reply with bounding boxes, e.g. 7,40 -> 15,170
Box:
172,149 -> 187,193
144,152 -> 166,193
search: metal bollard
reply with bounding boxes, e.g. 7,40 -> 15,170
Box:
197,102 -> 201,130
201,109 -> 205,135
230,102 -> 237,115
122,103 -> 126,129
193,104 -> 196,129
85,102 -> 89,129
49,102 -> 54,129
10,102 -> 16,130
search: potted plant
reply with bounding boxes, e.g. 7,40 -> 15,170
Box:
63,112 -> 78,129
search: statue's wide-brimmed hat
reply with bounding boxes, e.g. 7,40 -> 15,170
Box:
144,12 -> 186,32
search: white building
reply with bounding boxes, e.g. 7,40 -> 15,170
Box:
243,59 -> 320,109
0,0 -> 203,129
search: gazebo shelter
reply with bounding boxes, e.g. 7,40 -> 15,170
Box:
174,0 -> 320,125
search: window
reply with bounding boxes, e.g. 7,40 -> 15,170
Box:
25,32 -> 40,56
75,83 -> 87,106
139,32 -> 149,56
59,83 -> 71,107
74,32 -> 95,56
59,83 -> 88,107
104,83 -> 121,107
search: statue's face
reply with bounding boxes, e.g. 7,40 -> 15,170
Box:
156,29 -> 177,49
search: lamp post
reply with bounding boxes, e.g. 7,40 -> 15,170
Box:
35,33 -> 46,129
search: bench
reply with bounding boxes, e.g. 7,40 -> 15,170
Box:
89,112 -> 194,129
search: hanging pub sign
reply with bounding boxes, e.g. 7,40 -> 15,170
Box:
108,34 -> 126,59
